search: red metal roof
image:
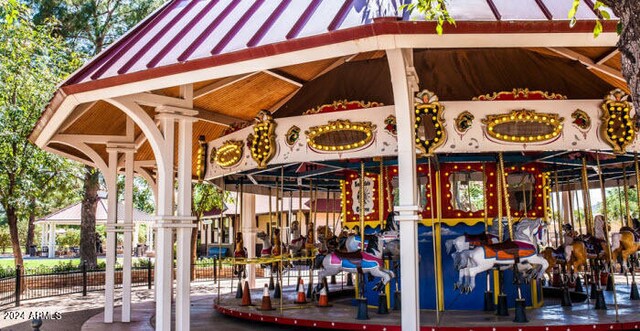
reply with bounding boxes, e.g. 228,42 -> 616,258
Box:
63,0 -> 614,92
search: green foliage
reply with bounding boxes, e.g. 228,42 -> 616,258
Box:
117,175 -> 155,214
56,228 -> 80,248
193,182 -> 226,219
0,226 -> 10,253
567,0 -> 614,37
401,0 -> 455,35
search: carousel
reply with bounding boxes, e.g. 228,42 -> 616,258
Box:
28,1 -> 640,330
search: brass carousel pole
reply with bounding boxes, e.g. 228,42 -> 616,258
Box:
623,166 -> 631,227
495,153 -> 508,316
216,176 -> 225,303
359,161 -> 365,300
554,169 -> 564,247
595,152 -> 620,320
618,179 -> 624,226
632,153 -> 640,299
567,185 -> 577,235
482,162 -> 489,233
308,180 -> 314,297
498,153 -> 513,240
574,186 -> 584,236
581,157 -> 593,235
635,153 -> 640,220
428,157 -> 441,322
279,167 -> 285,298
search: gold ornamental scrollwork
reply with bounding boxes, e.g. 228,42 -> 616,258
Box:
247,110 -> 277,168
213,140 -> 244,168
305,119 -> 375,153
482,109 -> 564,143
600,89 -> 636,154
472,88 -> 567,101
414,90 -> 446,155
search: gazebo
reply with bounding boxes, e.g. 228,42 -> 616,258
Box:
36,192 -> 154,258
28,1 -> 626,330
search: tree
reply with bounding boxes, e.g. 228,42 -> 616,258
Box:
0,0 -> 81,268
406,0 -> 640,123
29,0 -> 162,268
191,183 -> 225,279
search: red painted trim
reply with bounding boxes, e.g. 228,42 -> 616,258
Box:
246,0 -> 291,47
211,0 -> 265,55
158,0 -> 227,65
66,0 -> 175,85
214,303 -> 640,331
327,0 -> 354,32
286,0 -> 322,40
486,0 -> 502,21
59,19 -> 619,96
115,0 -> 199,75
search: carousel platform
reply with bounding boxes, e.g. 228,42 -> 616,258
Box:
214,283 -> 640,331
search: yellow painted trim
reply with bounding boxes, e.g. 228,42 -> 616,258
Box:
531,280 -> 543,308
385,259 -> 391,308
493,269 -> 499,304
354,273 -> 359,298
344,217 -> 493,229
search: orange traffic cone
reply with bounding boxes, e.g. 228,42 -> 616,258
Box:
316,286 -> 332,308
294,278 -> 307,304
257,284 -> 275,311
240,281 -> 252,306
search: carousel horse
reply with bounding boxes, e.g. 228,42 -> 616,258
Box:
316,225 -> 339,254
233,232 -> 247,279
541,223 -> 577,278
288,220 -> 307,257
611,218 -> 640,271
257,229 -> 290,275
456,218 -> 548,293
343,214 -> 400,253
445,217 -> 507,267
565,215 -> 611,273
316,233 -> 395,293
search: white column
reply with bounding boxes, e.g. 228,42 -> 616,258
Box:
48,223 -> 55,258
41,223 -> 47,252
155,115 -> 175,331
133,223 -> 140,246
122,148 -> 136,322
387,48 -> 421,330
176,118 -> 196,331
146,224 -> 152,248
242,193 -> 257,287
104,149 -> 119,323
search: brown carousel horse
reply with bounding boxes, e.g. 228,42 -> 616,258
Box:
541,223 -> 577,278
233,232 -> 247,279
611,218 -> 640,271
257,228 -> 290,275
566,215 -> 611,274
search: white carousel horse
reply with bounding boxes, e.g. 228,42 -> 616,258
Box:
445,217 -> 507,255
344,214 -> 400,252
456,218 -> 548,293
288,220 -> 307,257
316,233 -> 395,293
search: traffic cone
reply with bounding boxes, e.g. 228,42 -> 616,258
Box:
240,281 -> 252,306
257,284 -> 275,311
594,289 -> 607,310
268,274 -> 275,290
316,286 -> 332,307
273,281 -> 281,299
235,281 -> 243,299
294,278 -> 307,304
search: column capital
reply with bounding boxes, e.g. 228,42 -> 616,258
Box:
156,105 -> 198,121
155,215 -> 197,229
106,142 -> 137,153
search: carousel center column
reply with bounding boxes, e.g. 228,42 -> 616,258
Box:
386,48 -> 421,330
242,193 -> 257,288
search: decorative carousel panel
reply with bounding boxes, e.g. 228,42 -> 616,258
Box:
247,110 -> 276,168
473,88 -> 567,101
386,165 -> 434,220
600,89 -> 636,154
303,100 -> 383,115
414,90 -> 446,155
441,163 -> 498,219
343,171 -> 381,226
305,120 -> 376,153
212,140 -> 244,168
503,164 -> 545,218
482,109 -> 564,144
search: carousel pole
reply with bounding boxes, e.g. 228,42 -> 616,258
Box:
307,180 -> 314,300
618,179 -> 624,226
595,151 -> 620,319
631,153 -> 640,300
498,153 -> 513,240
554,168 -> 563,247
428,157 -> 441,322
567,185 -> 577,235
481,162 -> 494,311
581,157 -> 593,235
356,161 -> 369,320
279,166 -> 285,307
574,187 -> 584,236
623,166 -> 631,227
216,176 -> 226,304
297,184 -> 302,284
496,153 -> 509,316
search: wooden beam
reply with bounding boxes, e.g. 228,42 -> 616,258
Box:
262,69 -> 304,87
596,48 -> 619,65
59,101 -> 97,132
193,73 -> 257,99
53,133 -> 131,144
130,92 -> 191,108
547,47 -> 625,82
193,109 -> 243,127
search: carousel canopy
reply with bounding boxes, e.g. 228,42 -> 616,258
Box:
29,0 -> 625,187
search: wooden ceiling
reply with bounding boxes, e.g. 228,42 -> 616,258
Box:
52,47 -> 627,182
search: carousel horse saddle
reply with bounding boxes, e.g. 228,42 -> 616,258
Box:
330,252 -> 377,269
483,240 -> 536,262
578,236 -> 604,255
464,232 -> 491,246
550,246 -> 566,261
620,226 -> 640,242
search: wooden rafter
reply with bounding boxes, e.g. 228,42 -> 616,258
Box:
546,47 -> 625,82
193,73 -> 258,99
596,49 -> 619,65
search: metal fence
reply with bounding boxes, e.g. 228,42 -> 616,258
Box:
0,256 -> 326,309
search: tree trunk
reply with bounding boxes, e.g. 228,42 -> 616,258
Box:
190,216 -> 199,280
25,197 -> 36,255
606,1 -> 640,114
6,206 -> 24,268
80,166 -> 100,269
